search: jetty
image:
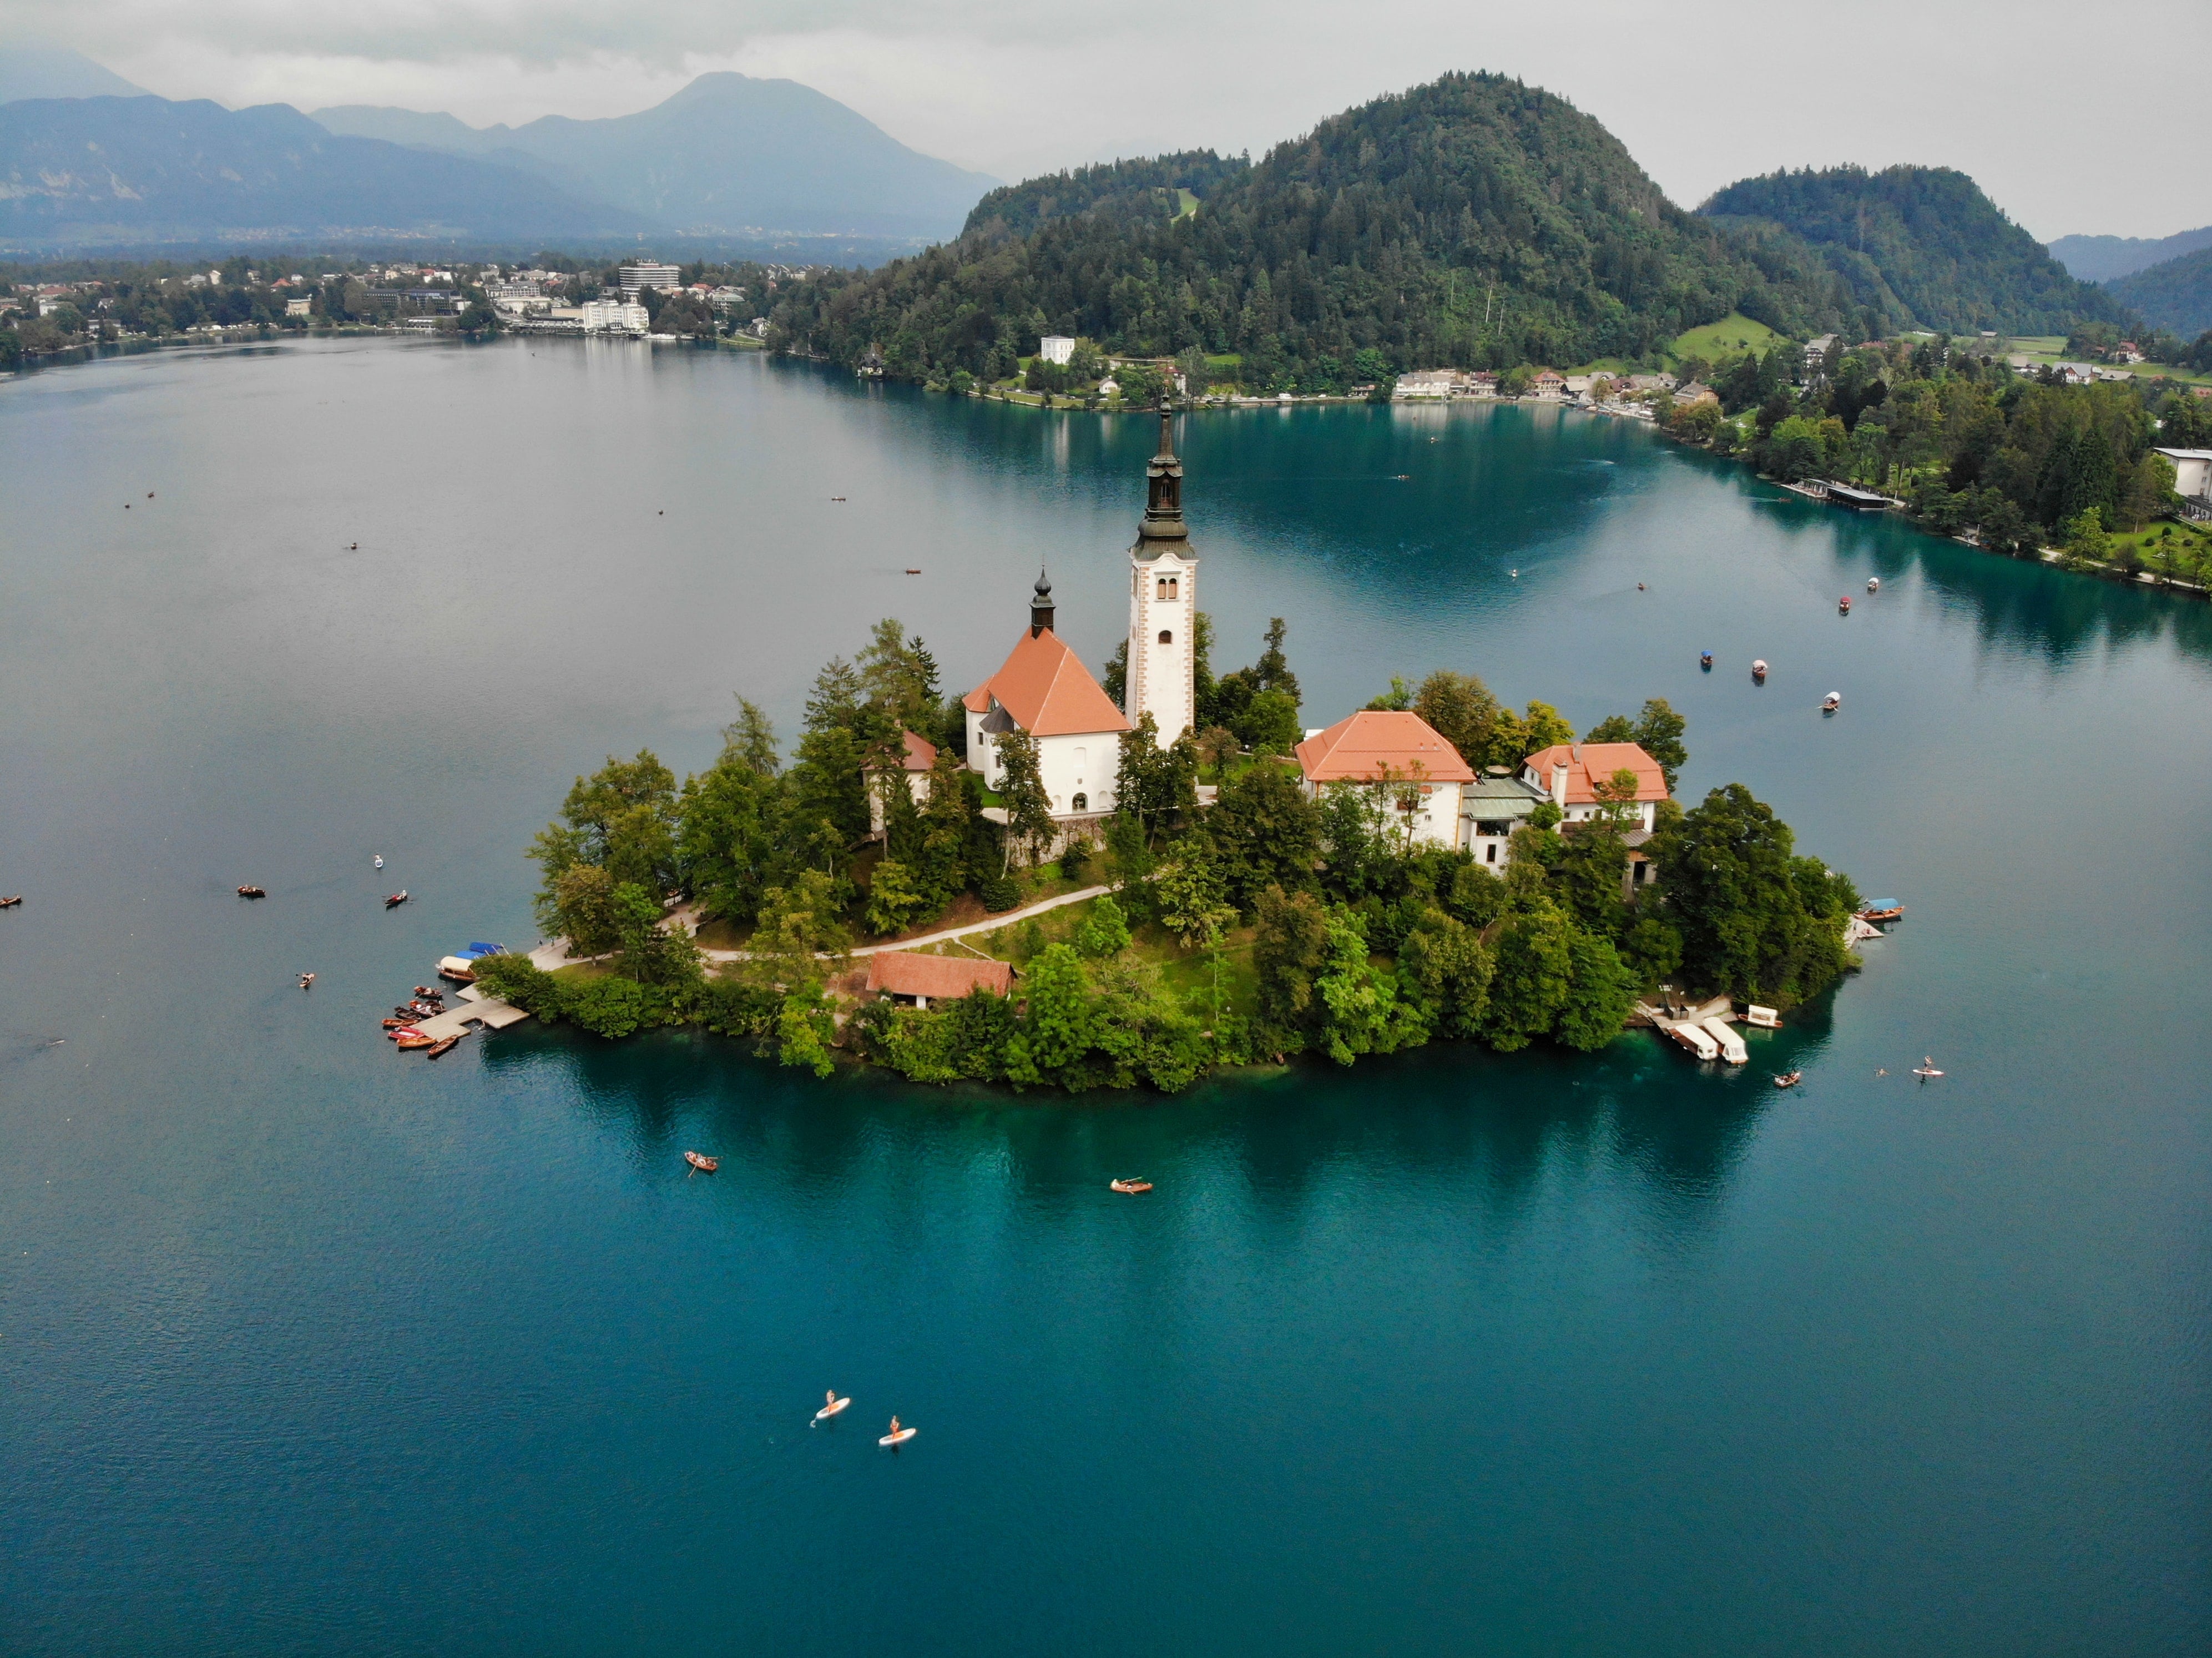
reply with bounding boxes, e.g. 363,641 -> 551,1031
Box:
1634,993 -> 1750,1063
403,984 -> 531,1041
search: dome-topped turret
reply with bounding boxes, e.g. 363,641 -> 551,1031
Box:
1029,568 -> 1055,637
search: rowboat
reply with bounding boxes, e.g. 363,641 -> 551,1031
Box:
1867,576 -> 1881,591
236,884 -> 266,898
683,1151 -> 719,1172
1699,651 -> 1713,670
393,1027 -> 436,1050
1839,595 -> 1852,612
426,1035 -> 461,1059
381,1017 -> 416,1030
1773,1070 -> 1802,1088
383,890 -> 408,909
1751,659 -> 1768,680
0,895 -> 22,908
1109,1178 -> 1153,1195
1855,901 -> 1905,922
1822,692 -> 1841,713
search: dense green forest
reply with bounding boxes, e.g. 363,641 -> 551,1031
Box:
756,78 -> 2136,391
1665,333 -> 2212,582
469,617 -> 1859,1092
760,73 -> 1889,391
1697,165 -> 2132,337
2105,244 -> 2212,337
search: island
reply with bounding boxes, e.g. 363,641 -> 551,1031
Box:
467,412 -> 1864,1091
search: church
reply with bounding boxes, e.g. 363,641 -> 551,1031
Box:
963,411 -> 1199,828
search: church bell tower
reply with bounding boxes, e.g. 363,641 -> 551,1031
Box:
1125,409 -> 1197,745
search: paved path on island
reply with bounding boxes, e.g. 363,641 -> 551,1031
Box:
527,883 -> 1117,970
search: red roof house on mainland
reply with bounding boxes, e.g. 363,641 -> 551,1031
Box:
1295,710 -> 1474,849
866,951 -> 1014,1007
1520,742 -> 1669,830
963,628 -> 1130,738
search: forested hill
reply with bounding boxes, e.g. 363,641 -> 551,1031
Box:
959,152 -> 1249,240
2104,244 -> 2212,337
1698,165 -> 2132,336
765,73 -> 1875,387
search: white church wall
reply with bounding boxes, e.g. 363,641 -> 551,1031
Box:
1127,550 -> 1196,745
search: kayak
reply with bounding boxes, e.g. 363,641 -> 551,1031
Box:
815,1397 -> 850,1422
880,1428 -> 917,1447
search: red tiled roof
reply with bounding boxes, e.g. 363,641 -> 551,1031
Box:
898,729 -> 937,771
963,628 -> 1130,738
1522,742 -> 1668,804
1295,710 -> 1475,784
866,951 -> 1013,1001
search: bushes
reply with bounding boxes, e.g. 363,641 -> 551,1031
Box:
977,873 -> 1022,911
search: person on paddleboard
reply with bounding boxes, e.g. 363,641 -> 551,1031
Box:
887,1415 -> 901,1438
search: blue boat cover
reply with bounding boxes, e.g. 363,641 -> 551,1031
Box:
1865,901 -> 1898,910
464,942 -> 506,956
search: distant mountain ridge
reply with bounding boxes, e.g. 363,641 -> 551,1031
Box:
1698,164 -> 2130,336
0,43 -> 149,104
0,95 -> 645,251
2104,244 -> 2212,337
312,74 -> 998,239
2047,225 -> 2212,283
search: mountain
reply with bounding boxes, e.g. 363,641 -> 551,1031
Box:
313,74 -> 998,240
1698,165 -> 2131,336
762,73 -> 1882,386
2105,244 -> 2212,337
0,44 -> 149,104
2047,225 -> 2212,283
0,95 -> 646,251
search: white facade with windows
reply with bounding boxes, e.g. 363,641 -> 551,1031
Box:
1038,335 -> 1076,365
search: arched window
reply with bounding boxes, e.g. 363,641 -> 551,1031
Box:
1155,575 -> 1178,599
1072,792 -> 1088,812
1158,629 -> 1173,645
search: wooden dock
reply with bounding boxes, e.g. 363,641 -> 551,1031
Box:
1634,995 -> 1751,1063
406,985 -> 530,1041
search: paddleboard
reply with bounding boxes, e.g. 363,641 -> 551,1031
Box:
880,1428 -> 917,1447
1912,1067 -> 1944,1078
814,1398 -> 850,1422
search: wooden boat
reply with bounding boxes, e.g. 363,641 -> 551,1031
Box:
437,956 -> 478,984
1867,576 -> 1881,591
1773,1070 -> 1803,1088
425,1035 -> 461,1059
1822,692 -> 1842,713
1744,1004 -> 1781,1029
236,884 -> 267,898
1109,1178 -> 1153,1195
1839,595 -> 1852,612
1751,659 -> 1768,679
383,890 -> 408,909
683,1151 -> 719,1172
0,895 -> 22,908
1699,651 -> 1713,670
381,1017 -> 416,1030
1855,901 -> 1905,922
393,1027 -> 436,1050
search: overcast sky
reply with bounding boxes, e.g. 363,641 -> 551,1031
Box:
8,0 -> 2206,239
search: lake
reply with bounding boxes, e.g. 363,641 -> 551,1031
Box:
2,339 -> 2207,1656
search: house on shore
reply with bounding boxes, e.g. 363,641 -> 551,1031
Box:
1521,742 -> 1669,831
867,951 -> 1014,1009
1462,767 -> 1551,866
1294,711 -> 1475,849
964,576 -> 1128,826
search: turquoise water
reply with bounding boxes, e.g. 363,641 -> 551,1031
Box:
2,340 -> 2208,1655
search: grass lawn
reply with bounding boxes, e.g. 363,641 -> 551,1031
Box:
2112,519 -> 2212,578
1669,313 -> 1785,365
1173,188 -> 1198,220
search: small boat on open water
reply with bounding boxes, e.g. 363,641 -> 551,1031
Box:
236,884 -> 266,898
1867,576 -> 1881,591
1839,595 -> 1852,613
1774,1071 -> 1803,1088
1822,692 -> 1842,713
1109,1178 -> 1153,1195
383,890 -> 409,909
426,1035 -> 461,1059
1856,900 -> 1905,922
1699,651 -> 1713,670
0,895 -> 21,909
1751,659 -> 1769,681
683,1151 -> 719,1172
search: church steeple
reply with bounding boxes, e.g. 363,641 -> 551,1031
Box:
1028,568 -> 1055,637
1136,406 -> 1187,555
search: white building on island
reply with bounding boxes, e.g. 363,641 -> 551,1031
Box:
1124,411 -> 1198,745
964,574 -> 1129,825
